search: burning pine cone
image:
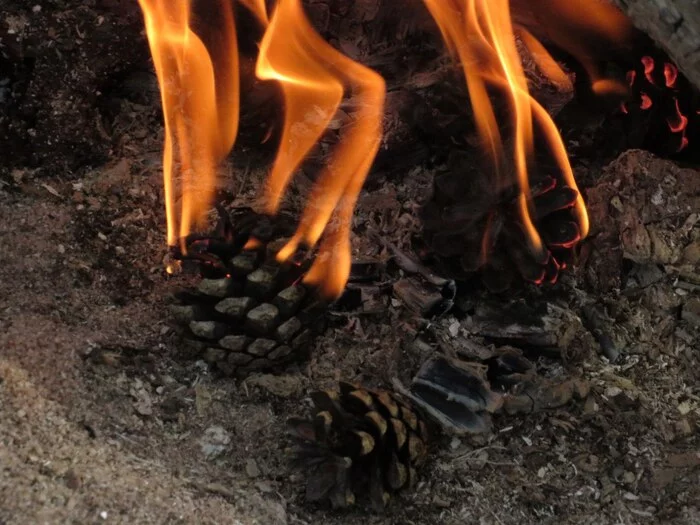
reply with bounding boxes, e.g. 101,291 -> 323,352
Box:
288,382 -> 430,509
421,160 -> 582,291
169,208 -> 328,375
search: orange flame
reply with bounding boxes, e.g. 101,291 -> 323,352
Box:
137,0 -> 239,250
255,0 -> 385,299
422,0 -> 596,260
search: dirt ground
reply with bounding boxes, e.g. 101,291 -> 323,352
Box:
1,2 -> 700,525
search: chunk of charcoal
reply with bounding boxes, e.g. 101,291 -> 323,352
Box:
245,304 -> 280,335
268,345 -> 293,360
247,338 -> 278,357
215,297 -> 254,319
197,278 -> 236,298
230,252 -> 257,276
203,347 -> 227,363
276,317 -> 302,342
219,335 -> 249,352
228,352 -> 254,366
245,267 -> 278,298
273,285 -> 307,318
189,321 -> 228,340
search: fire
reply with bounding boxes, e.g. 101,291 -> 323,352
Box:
420,0 -> 630,261
137,0 -> 239,250
140,0 -> 637,298
254,0 -> 385,299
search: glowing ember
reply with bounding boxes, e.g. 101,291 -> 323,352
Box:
664,63 -> 678,88
137,0 -> 239,252
641,56 -> 655,84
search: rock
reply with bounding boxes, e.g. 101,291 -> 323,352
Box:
246,373 -> 304,398
199,426 -> 231,459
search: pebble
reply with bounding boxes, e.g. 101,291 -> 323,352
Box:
246,458 -> 261,478
199,426 -> 231,459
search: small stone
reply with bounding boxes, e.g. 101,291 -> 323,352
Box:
246,458 -> 261,478
245,304 -> 280,335
273,285 -> 307,317
64,469 -> 82,490
198,278 -> 235,298
189,321 -> 227,340
57,244 -> 65,254
219,335 -> 249,351
215,297 -> 254,319
275,317 -> 302,342
247,338 -> 277,357
245,267 -> 278,298
199,426 -> 231,459
203,347 -> 227,364
230,252 -> 257,276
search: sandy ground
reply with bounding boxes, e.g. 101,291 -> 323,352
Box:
1,149 -> 699,524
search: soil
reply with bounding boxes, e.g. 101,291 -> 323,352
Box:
1,2 -> 699,525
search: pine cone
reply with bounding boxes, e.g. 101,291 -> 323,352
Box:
288,382 -> 430,509
421,162 -> 581,291
169,208 -> 328,375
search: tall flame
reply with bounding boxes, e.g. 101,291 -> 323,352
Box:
255,0 -> 385,299
420,0 -> 623,259
137,0 -> 239,249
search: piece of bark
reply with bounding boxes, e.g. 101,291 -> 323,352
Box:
611,0 -> 700,89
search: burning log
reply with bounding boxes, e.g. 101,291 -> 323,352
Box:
610,0 -> 700,90
169,208 -> 328,375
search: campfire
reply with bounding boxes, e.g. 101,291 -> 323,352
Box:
130,0 -> 700,510
3,0 -> 700,520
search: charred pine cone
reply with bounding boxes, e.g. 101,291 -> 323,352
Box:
421,160 -> 581,291
288,382 -> 429,510
169,208 -> 328,375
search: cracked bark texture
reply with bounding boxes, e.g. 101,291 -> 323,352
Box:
612,0 -> 700,88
